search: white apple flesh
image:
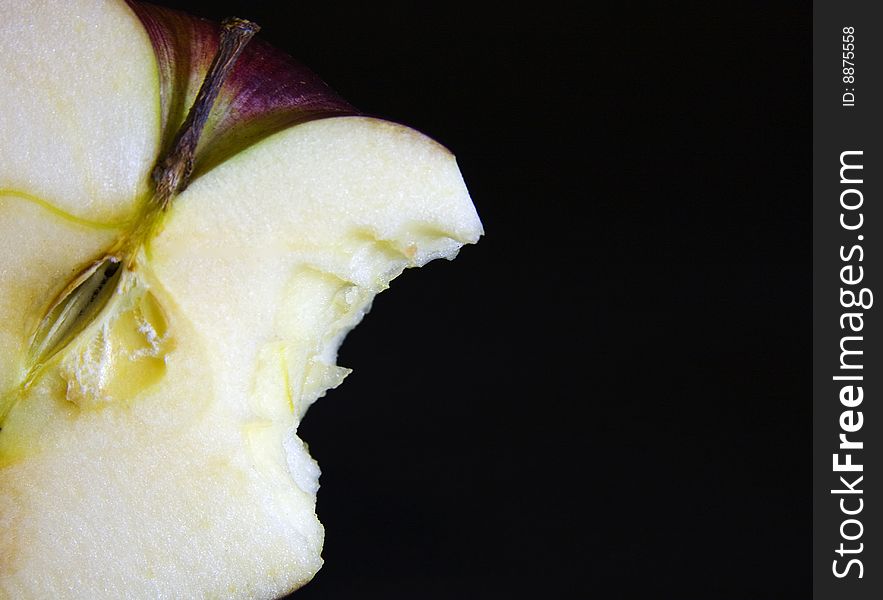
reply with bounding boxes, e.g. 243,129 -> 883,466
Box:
0,1 -> 482,598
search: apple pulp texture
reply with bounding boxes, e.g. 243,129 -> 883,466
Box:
0,1 -> 482,599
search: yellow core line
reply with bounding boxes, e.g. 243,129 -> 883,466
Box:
0,189 -> 128,230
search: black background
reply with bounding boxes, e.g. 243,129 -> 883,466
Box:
152,1 -> 809,597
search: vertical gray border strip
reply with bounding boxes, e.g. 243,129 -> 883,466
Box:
814,3 -> 882,598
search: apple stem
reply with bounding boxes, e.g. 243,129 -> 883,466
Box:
152,17 -> 260,209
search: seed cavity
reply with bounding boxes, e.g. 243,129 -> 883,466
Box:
61,290 -> 174,409
25,256 -> 124,385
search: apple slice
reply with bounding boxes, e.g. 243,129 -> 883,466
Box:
0,1 -> 481,598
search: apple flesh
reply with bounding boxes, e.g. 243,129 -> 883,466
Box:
0,1 -> 481,598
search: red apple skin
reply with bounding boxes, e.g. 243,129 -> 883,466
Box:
127,1 -> 358,178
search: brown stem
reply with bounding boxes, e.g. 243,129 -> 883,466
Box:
152,17 -> 260,209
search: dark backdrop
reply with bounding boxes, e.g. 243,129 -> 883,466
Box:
151,2 -> 809,597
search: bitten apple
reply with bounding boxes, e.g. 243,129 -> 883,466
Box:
0,1 -> 482,598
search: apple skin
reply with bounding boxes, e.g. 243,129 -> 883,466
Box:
127,1 -> 358,178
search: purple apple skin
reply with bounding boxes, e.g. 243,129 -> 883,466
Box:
127,1 -> 358,178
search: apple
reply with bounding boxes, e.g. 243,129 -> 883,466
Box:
0,1 -> 482,598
